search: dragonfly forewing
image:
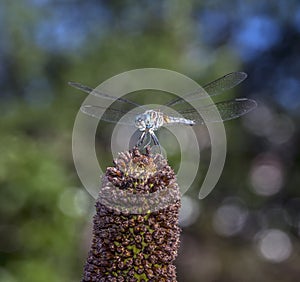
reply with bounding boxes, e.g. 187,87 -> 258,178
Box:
81,105 -> 137,125
178,98 -> 257,124
165,72 -> 247,107
68,81 -> 141,107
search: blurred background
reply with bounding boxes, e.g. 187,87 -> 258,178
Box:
1,0 -> 300,281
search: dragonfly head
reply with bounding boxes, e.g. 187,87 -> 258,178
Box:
135,113 -> 153,131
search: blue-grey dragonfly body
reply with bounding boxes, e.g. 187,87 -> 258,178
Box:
69,72 -> 257,148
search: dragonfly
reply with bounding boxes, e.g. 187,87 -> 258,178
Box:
69,72 -> 257,148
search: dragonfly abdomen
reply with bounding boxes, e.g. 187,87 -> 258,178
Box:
164,115 -> 195,126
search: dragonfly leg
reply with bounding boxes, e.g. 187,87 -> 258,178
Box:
143,133 -> 152,147
150,132 -> 160,146
137,131 -> 146,147
150,132 -> 162,154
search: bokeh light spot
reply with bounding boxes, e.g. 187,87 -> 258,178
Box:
179,195 -> 201,227
256,229 -> 292,263
232,15 -> 281,59
0,268 -> 16,282
250,154 -> 284,196
58,188 -> 90,218
213,199 -> 248,237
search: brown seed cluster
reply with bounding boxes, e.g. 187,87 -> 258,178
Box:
82,147 -> 181,281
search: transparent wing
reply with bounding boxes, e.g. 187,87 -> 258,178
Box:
165,72 -> 247,107
81,105 -> 137,125
178,98 -> 257,124
69,81 -> 141,107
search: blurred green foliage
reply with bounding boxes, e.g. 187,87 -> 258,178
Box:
1,1 -> 300,281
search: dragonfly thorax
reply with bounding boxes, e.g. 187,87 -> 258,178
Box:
135,110 -> 164,132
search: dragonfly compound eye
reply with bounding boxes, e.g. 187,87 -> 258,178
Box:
135,116 -> 142,123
